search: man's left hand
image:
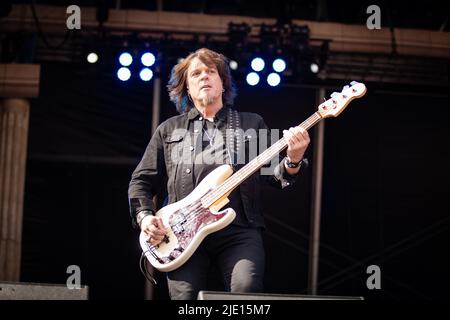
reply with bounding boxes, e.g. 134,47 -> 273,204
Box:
283,126 -> 310,162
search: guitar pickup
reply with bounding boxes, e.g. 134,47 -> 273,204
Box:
168,247 -> 184,261
172,223 -> 184,234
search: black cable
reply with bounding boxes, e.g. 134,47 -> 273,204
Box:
140,252 -> 157,285
30,0 -> 72,50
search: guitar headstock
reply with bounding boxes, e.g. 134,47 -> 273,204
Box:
317,81 -> 367,118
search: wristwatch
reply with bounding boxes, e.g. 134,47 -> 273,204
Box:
285,157 -> 303,168
136,210 -> 153,227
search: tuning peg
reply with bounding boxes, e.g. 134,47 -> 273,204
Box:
330,92 -> 339,98
343,85 -> 350,91
350,81 -> 359,86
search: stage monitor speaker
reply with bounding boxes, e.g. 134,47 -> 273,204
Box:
0,282 -> 89,300
198,291 -> 364,300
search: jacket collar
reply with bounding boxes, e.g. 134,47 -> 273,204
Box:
187,105 -> 228,122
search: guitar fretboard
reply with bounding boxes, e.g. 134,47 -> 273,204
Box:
202,111 -> 322,207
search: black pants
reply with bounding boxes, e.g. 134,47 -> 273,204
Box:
167,224 -> 265,300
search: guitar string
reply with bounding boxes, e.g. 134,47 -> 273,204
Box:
180,113 -> 321,226
162,113 -> 322,236
202,112 -> 322,205
149,112 -> 324,258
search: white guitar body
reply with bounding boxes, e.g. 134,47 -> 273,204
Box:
140,164 -> 236,272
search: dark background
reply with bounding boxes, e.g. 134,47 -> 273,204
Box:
1,0 -> 449,300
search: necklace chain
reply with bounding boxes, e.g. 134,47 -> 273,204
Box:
202,121 -> 218,146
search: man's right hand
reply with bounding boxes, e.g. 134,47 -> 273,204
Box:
140,215 -> 167,246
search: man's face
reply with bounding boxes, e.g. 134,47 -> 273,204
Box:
186,57 -> 223,107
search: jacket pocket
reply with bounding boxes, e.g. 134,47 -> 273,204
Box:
165,134 -> 184,164
164,134 -> 184,202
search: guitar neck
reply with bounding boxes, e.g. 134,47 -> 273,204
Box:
202,111 -> 323,207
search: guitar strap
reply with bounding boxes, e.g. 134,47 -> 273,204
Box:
226,108 -> 242,170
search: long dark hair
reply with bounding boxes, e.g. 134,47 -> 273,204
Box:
167,48 -> 237,114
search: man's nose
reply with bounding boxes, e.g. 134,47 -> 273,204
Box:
200,70 -> 209,79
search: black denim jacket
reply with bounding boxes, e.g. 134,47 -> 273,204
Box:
128,107 -> 305,229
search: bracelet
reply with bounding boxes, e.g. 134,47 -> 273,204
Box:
285,157 -> 303,168
136,210 -> 153,227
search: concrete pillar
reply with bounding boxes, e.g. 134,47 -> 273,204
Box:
0,64 -> 40,281
0,98 -> 30,281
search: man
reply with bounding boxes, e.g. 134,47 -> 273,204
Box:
128,48 -> 310,300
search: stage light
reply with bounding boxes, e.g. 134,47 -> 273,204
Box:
228,22 -> 251,47
141,52 -> 156,67
260,23 -> 280,54
119,52 -> 133,67
139,68 -> 153,81
251,57 -> 265,72
117,67 -> 131,81
246,72 -> 260,86
229,60 -> 238,70
267,73 -> 281,87
272,58 -> 286,73
310,62 -> 319,73
87,52 -> 98,64
291,25 -> 311,52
